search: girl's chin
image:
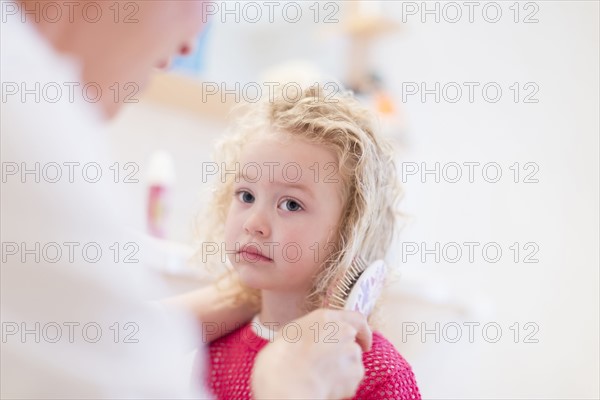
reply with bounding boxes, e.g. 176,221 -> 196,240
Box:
234,265 -> 269,290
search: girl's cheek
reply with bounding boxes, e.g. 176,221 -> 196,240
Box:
223,213 -> 237,244
304,239 -> 330,263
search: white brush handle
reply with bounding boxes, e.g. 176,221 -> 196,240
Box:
344,259 -> 387,317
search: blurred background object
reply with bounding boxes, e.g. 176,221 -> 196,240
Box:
106,1 -> 600,398
146,150 -> 176,239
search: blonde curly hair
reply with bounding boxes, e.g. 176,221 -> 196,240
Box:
193,85 -> 403,312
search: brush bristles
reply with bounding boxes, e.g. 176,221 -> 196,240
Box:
328,256 -> 368,309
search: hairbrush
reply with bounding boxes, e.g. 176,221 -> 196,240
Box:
327,257 -> 387,317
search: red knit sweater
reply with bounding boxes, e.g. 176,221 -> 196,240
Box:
201,323 -> 421,400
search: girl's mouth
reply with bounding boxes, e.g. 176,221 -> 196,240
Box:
238,246 -> 273,262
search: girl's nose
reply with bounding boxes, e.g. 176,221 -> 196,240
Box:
243,210 -> 270,238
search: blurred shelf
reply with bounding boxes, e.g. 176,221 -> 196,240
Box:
343,15 -> 401,37
141,72 -> 235,122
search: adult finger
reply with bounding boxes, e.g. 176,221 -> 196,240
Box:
336,310 -> 373,352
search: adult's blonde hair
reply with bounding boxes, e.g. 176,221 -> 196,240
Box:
194,85 -> 403,311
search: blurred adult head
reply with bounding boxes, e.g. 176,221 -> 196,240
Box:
16,0 -> 207,117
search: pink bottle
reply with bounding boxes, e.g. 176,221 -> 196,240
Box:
146,151 -> 175,239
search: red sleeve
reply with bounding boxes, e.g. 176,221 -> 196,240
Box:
353,332 -> 421,400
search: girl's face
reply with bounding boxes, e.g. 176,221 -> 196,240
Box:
224,135 -> 344,295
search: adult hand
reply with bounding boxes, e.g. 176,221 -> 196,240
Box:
251,309 -> 372,400
164,274 -> 259,344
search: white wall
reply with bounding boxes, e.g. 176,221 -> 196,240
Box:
106,1 -> 599,398
375,2 -> 599,398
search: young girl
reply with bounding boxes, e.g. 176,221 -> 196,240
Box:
195,85 -> 421,399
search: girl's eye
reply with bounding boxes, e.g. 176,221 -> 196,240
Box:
236,190 -> 254,203
279,199 -> 303,212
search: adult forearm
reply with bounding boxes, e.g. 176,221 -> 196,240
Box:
164,275 -> 258,342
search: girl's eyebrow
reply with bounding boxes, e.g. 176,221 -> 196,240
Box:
235,172 -> 315,200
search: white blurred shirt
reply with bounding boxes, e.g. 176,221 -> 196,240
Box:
1,14 -> 208,399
